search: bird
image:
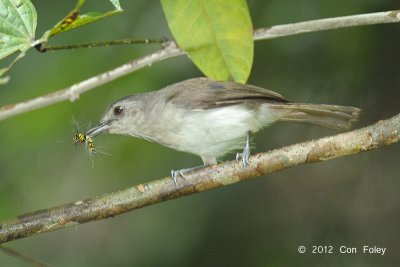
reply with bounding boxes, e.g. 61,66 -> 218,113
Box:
86,77 -> 360,184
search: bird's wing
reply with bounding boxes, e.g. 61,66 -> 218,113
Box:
161,78 -> 289,110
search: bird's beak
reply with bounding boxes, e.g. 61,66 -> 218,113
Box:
86,121 -> 111,137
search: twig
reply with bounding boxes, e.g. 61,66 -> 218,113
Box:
0,113 -> 399,243
0,41 -> 183,121
0,10 -> 399,122
253,10 -> 400,40
34,38 -> 169,52
0,245 -> 50,267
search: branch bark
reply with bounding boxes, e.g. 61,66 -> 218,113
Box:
253,10 -> 400,40
0,113 -> 399,243
0,10 -> 399,121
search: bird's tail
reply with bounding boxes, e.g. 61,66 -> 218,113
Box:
270,103 -> 361,130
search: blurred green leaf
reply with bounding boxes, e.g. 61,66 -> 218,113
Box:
40,0 -> 123,40
161,0 -> 253,83
0,0 -> 37,83
109,0 -> 122,10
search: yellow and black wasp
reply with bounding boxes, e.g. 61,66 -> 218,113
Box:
73,131 -> 96,154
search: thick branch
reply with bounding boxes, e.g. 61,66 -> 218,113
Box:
0,113 -> 399,243
0,10 -> 399,121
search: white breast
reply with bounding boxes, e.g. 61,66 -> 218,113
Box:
175,105 -> 262,158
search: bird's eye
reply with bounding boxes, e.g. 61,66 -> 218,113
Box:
113,106 -> 124,116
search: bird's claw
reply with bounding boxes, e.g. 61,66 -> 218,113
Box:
171,169 -> 187,187
171,170 -> 179,186
236,132 -> 251,168
236,149 -> 250,169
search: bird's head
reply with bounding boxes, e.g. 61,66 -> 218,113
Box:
86,94 -> 146,138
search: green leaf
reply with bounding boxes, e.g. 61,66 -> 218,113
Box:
161,0 -> 253,83
0,0 -> 37,83
40,0 -> 123,41
0,0 -> 123,84
0,0 -> 37,60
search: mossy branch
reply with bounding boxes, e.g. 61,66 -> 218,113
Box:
0,113 -> 399,243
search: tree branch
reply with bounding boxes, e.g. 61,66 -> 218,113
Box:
0,42 -> 183,121
253,10 -> 400,40
0,113 -> 399,243
0,10 -> 399,121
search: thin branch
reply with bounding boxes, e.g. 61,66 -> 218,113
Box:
0,41 -> 183,121
0,10 -> 399,122
253,10 -> 400,40
0,245 -> 49,267
0,113 -> 399,243
34,38 -> 169,52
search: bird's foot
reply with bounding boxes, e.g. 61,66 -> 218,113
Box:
236,148 -> 250,168
171,169 -> 185,187
171,165 -> 208,186
236,132 -> 251,168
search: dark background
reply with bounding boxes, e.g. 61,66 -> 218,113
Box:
0,0 -> 399,266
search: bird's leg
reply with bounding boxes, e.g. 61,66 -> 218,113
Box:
236,132 -> 251,168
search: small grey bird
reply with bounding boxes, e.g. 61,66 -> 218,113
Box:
86,77 -> 360,183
